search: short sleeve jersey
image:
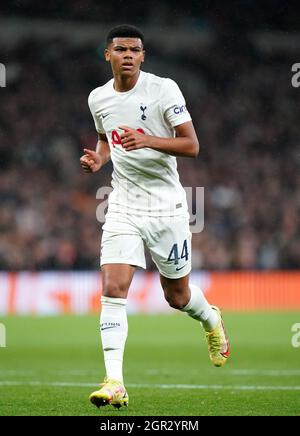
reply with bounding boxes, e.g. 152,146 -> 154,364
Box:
88,71 -> 192,216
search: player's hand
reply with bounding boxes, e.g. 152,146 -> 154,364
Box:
119,126 -> 152,151
80,148 -> 102,173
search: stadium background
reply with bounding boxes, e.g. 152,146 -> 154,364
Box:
0,0 -> 300,416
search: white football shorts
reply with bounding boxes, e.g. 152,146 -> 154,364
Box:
101,211 -> 192,279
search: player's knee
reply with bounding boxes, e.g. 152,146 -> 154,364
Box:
102,280 -> 129,298
163,289 -> 189,310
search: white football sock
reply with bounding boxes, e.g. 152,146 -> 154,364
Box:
181,284 -> 219,332
100,296 -> 128,384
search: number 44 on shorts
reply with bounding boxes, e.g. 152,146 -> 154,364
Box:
168,239 -> 189,265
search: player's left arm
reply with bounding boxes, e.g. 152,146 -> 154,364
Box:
119,121 -> 199,158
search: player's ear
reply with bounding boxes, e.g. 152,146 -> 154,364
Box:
141,50 -> 145,63
104,48 -> 110,62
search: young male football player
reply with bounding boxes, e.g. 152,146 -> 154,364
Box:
80,24 -> 230,409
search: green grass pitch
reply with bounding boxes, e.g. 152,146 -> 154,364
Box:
0,312 -> 300,416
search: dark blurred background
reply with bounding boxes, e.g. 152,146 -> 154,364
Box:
0,0 -> 300,271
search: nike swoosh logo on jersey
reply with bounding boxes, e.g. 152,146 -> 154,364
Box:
101,113 -> 110,119
175,265 -> 187,271
100,326 -> 117,331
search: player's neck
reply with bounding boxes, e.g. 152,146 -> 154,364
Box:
113,71 -> 140,92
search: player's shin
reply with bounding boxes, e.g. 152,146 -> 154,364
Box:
181,284 -> 219,332
100,296 -> 128,384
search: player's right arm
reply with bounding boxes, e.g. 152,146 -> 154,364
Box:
80,133 -> 111,173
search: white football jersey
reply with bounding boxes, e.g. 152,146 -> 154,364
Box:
88,70 -> 192,216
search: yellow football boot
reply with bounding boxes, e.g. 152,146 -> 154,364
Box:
205,306 -> 230,367
89,378 -> 129,409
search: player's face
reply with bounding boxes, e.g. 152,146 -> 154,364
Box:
105,38 -> 145,77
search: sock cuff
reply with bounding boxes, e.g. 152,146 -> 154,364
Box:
183,283 -> 200,312
101,296 -> 127,306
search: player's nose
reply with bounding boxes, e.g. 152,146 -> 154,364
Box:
124,50 -> 133,58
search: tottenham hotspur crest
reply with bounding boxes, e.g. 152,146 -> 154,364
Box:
140,104 -> 147,120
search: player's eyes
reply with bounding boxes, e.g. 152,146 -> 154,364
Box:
115,48 -> 141,52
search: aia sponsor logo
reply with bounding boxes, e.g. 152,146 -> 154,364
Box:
111,128 -> 145,147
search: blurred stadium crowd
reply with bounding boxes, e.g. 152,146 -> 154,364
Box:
0,2 -> 299,271
1,0 -> 299,31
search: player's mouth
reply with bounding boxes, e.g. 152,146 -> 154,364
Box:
122,63 -> 134,70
